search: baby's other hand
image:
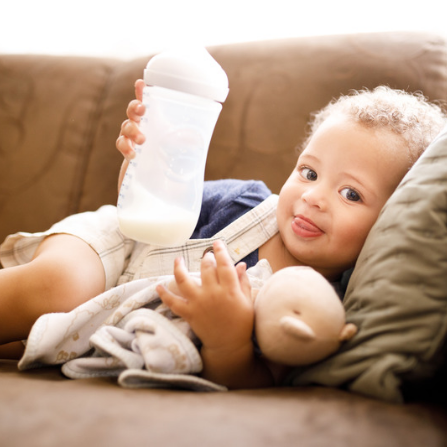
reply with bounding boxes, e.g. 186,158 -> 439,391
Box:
116,79 -> 146,160
157,240 -> 254,353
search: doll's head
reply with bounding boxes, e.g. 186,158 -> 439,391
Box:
254,266 -> 357,366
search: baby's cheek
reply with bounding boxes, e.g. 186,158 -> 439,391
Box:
349,228 -> 372,260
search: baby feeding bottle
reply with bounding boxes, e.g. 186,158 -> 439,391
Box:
117,47 -> 229,246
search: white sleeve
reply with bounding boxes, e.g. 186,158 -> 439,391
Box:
0,205 -> 135,290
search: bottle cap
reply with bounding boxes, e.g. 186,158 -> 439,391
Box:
144,47 -> 229,102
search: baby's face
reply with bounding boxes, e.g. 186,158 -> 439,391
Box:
277,114 -> 409,280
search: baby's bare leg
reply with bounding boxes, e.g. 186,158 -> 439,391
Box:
0,234 -> 105,347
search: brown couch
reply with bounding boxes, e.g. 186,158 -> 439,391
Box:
1,32 -> 447,446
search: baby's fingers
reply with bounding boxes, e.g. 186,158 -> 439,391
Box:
212,240 -> 239,289
116,119 -> 145,160
134,79 -> 145,102
172,257 -> 202,299
200,251 -> 219,288
156,284 -> 189,319
120,118 -> 145,144
116,135 -> 135,160
126,99 -> 145,123
236,262 -> 252,301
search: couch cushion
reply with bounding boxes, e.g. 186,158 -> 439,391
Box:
78,57 -> 148,213
0,55 -> 119,242
287,125 -> 447,403
1,360 -> 447,447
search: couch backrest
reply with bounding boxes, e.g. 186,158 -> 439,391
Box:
1,31 -> 447,243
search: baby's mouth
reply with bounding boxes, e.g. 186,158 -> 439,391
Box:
292,215 -> 324,238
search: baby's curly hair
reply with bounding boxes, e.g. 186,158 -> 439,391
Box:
303,86 -> 447,164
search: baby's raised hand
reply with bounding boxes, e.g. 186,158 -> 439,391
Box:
156,240 -> 254,354
116,79 -> 146,160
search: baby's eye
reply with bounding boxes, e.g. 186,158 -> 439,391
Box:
300,167 -> 317,181
340,187 -> 362,202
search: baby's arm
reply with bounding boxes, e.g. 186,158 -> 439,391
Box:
157,240 -> 274,389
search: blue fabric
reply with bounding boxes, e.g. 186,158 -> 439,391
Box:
191,179 -> 272,267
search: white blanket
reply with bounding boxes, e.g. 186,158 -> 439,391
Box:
18,260 -> 272,391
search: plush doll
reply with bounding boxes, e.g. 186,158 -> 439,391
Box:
253,266 -> 358,367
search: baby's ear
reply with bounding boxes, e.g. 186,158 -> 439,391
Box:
339,323 -> 358,342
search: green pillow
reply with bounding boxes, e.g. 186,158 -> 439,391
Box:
286,125 -> 447,403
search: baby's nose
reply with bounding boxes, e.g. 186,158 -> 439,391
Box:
301,184 -> 327,209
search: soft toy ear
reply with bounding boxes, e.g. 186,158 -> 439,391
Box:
339,323 -> 357,342
280,316 -> 316,341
